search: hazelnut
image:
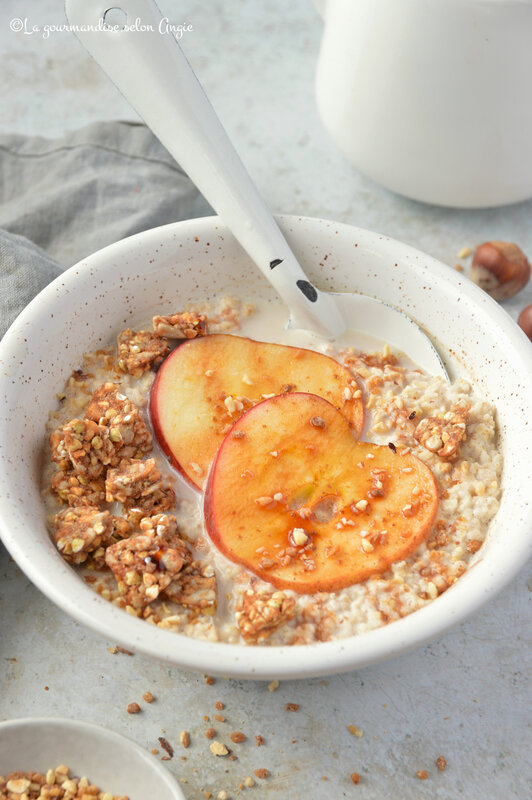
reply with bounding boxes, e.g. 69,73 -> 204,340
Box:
470,241 -> 530,300
518,304 -> 532,341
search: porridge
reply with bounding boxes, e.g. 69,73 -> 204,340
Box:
42,297 -> 502,646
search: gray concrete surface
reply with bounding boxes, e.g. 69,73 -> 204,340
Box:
1,1 -> 531,798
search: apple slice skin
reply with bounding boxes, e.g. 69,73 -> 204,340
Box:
150,334 -> 364,489
205,393 -> 439,594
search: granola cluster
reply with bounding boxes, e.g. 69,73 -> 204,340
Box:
415,404 -> 469,461
85,383 -> 152,459
105,515 -> 191,608
117,329 -> 169,378
105,458 -> 175,523
235,587 -> 296,643
152,310 -> 208,339
53,506 -> 114,566
165,561 -> 217,616
0,765 -> 128,800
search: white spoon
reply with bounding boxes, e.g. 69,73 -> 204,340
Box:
64,0 -> 448,378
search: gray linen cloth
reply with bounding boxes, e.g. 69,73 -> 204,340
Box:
0,120 -> 209,337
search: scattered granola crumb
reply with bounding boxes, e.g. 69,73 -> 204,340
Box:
216,701 -> 225,710
204,793 -> 212,799
205,675 -> 216,685
347,725 -> 364,738
436,756 -> 447,771
230,732 -> 246,743
116,646 -> 134,655
457,246 -> 473,259
143,691 -> 154,703
205,728 -> 216,739
214,714 -> 226,723
203,715 -> 210,722
285,702 -> 299,712
350,773 -> 361,784
268,680 -> 280,692
243,777 -> 255,788
127,702 -> 141,714
158,737 -> 174,758
210,741 -> 229,757
255,735 -> 265,747
180,731 -> 191,748
151,748 -> 158,755
217,791 -> 230,800
108,646 -> 118,654
416,770 -> 429,780
254,769 -> 270,780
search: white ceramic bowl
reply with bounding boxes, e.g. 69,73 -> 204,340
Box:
0,718 -> 184,799
0,215 -> 531,679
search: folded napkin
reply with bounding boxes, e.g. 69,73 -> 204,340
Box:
0,120 -> 209,337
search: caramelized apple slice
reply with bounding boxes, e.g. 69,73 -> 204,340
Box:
204,393 -> 438,594
150,334 -> 364,489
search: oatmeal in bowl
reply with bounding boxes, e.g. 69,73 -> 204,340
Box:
1,215 -> 530,677
43,295 -> 501,647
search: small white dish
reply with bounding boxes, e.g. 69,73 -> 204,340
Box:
0,718 -> 185,800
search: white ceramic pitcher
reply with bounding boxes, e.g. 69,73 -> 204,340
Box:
315,0 -> 532,208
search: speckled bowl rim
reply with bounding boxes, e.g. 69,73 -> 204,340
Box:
0,717 -> 185,799
0,214 -> 531,679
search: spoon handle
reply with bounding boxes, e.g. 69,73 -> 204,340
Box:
64,0 -> 345,338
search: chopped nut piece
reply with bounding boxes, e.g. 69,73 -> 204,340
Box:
164,561 -> 217,616
215,701 -> 225,710
127,702 -> 141,714
209,741 -> 229,756
214,714 -> 225,722
6,778 -> 31,794
54,506 -> 113,565
235,588 -> 295,643
285,703 -> 299,712
268,680 -> 280,692
51,469 -> 106,508
347,725 -> 364,738
180,731 -> 190,748
255,735 -> 265,747
153,311 -> 208,339
158,736 -> 174,758
253,769 -> 269,779
243,777 -> 255,788
288,527 -> 309,547
415,405 -> 469,461
85,383 -> 152,459
350,773 -> 361,785
105,458 -> 175,520
105,518 -> 191,609
117,328 -> 169,377
205,728 -> 216,739
416,770 -> 429,780
436,756 -> 447,771
143,691 -> 154,703
230,731 -> 246,743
